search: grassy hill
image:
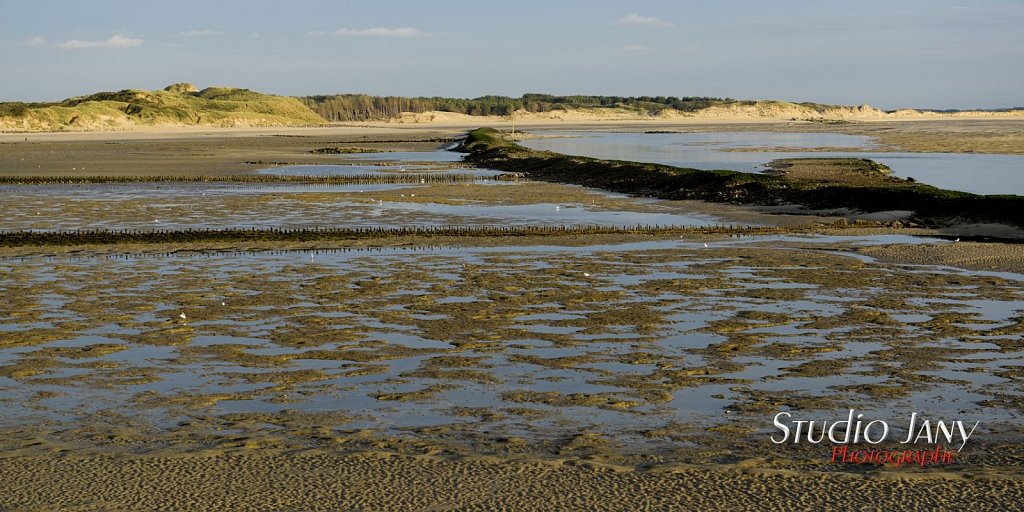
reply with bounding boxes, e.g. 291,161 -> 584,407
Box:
0,83 -> 326,131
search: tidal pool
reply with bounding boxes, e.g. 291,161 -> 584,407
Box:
2,238 -> 1021,448
256,164 -> 506,178
341,150 -> 466,163
520,131 -> 1024,195
0,181 -> 728,232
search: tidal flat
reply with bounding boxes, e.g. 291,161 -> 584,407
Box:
2,238 -> 1022,445
2,123 -> 1024,510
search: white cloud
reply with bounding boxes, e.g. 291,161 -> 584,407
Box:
56,34 -> 143,49
309,27 -> 428,38
28,36 -> 47,46
620,44 -> 649,52
615,13 -> 674,27
175,29 -> 223,37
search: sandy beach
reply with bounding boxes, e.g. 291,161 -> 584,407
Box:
3,449 -> 1022,511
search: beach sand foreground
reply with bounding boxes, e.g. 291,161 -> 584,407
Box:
2,449 -> 1021,511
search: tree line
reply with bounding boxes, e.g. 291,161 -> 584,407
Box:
300,94 -> 733,121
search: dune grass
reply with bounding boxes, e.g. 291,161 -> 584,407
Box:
0,83 -> 325,131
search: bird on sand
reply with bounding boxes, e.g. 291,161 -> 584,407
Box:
179,312 -> 187,320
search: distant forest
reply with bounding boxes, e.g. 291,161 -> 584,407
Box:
300,94 -> 734,121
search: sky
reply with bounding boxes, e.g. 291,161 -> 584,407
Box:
1,0 -> 1022,109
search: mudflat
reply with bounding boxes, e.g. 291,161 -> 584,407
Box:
0,126 -> 464,176
2,119 -> 1023,511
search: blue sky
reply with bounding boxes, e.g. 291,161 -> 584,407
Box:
2,0 -> 1021,109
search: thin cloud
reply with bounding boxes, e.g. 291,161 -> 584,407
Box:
175,29 -> 223,37
620,44 -> 649,52
56,34 -> 143,49
27,36 -> 47,46
615,13 -> 674,27
309,27 -> 428,38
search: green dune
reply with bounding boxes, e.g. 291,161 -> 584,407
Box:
0,83 -> 326,131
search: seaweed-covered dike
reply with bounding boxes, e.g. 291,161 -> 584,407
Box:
460,127 -> 1024,228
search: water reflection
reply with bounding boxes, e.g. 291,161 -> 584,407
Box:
342,150 -> 465,163
1,236 -> 1021,438
521,131 -> 1024,195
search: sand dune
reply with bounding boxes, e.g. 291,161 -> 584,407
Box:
383,103 -> 1024,125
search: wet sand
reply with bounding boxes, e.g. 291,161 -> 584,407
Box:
859,241 -> 1024,274
2,239 -> 1023,507
3,449 -> 1022,511
0,126 -> 463,177
2,121 -> 1023,510
0,179 -> 852,234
